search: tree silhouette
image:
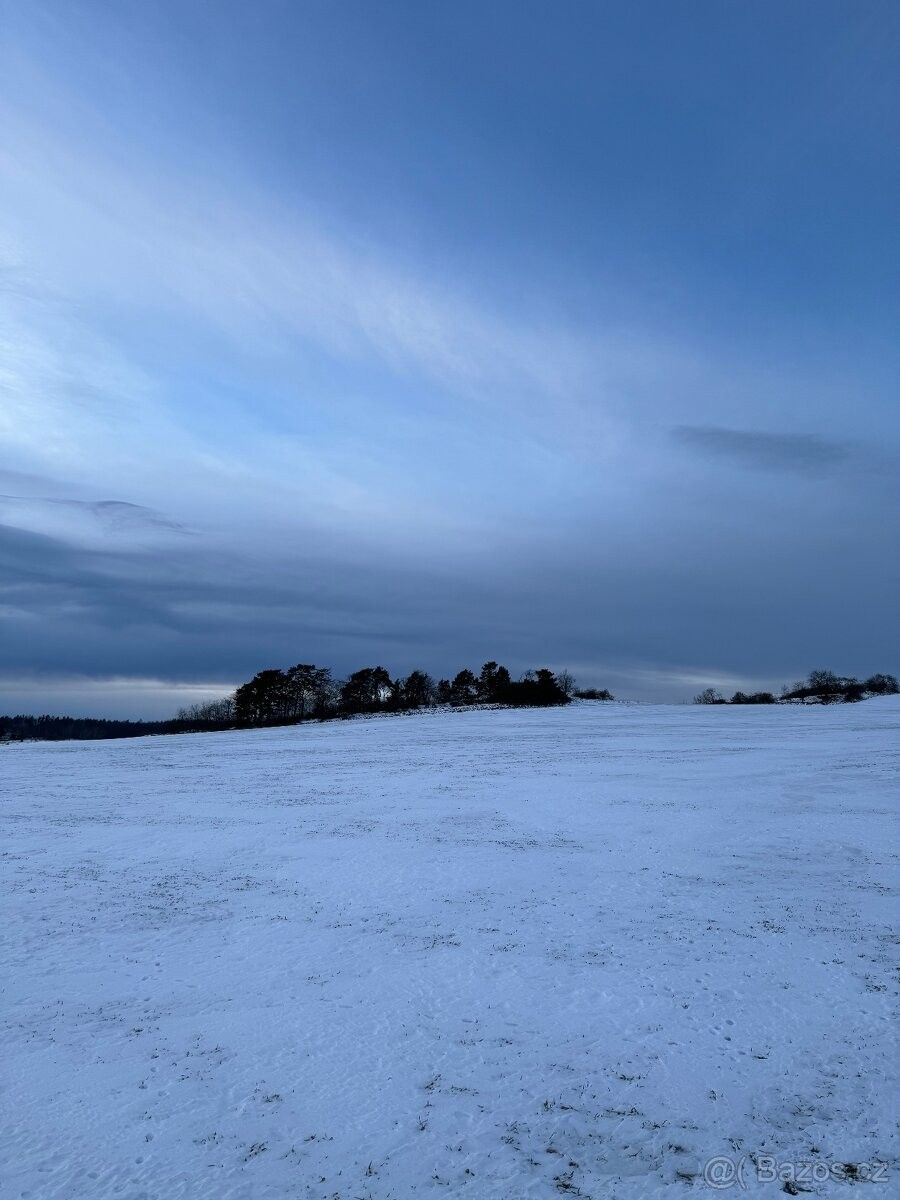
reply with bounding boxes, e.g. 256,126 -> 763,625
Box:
864,673 -> 899,695
285,664 -> 333,719
340,666 -> 392,713
477,661 -> 511,702
234,669 -> 289,723
400,670 -> 435,709
450,669 -> 479,705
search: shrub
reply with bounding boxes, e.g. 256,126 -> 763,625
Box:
864,673 -> 899,696
780,669 -> 877,704
503,669 -> 569,707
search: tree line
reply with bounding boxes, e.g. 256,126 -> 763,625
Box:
221,660 -> 582,725
1,661 -> 614,742
694,668 -> 898,706
0,714 -> 199,743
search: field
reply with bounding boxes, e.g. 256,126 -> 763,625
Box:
1,700 -> 896,1198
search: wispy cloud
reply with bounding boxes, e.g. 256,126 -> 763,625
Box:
672,425 -> 854,474
0,494 -> 188,547
0,105 -> 600,416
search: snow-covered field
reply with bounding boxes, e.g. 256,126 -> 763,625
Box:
1,700 -> 896,1198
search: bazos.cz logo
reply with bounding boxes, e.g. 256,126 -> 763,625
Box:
702,1155 -> 890,1190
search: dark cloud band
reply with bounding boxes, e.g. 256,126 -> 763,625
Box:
672,426 -> 852,474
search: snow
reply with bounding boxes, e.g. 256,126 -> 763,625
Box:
1,699 -> 896,1198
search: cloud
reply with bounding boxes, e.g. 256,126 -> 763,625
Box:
672,426 -> 854,474
0,495 -> 189,548
0,15 -> 897,715
88,500 -> 187,532
0,467 -> 78,495
0,105 -> 602,425
0,673 -> 238,720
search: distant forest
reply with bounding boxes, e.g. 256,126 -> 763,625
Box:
694,669 -> 898,707
1,662 -> 607,743
3,662 -> 896,744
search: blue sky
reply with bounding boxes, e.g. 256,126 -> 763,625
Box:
0,0 -> 898,715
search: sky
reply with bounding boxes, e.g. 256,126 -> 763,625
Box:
0,0 -> 898,716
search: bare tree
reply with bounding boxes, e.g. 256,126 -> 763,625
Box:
556,669 -> 577,698
176,697 -> 235,723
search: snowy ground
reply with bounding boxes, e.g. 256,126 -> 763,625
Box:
1,700 -> 897,1198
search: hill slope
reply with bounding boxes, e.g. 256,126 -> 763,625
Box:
2,700 -> 897,1197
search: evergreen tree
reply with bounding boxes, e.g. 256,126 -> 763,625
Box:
449,669 -> 479,705
401,670 -> 435,709
340,667 -> 392,713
